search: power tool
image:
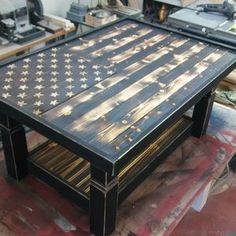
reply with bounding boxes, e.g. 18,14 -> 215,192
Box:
0,0 -> 45,44
197,0 -> 236,20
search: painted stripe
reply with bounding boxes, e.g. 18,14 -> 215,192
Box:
43,38 -> 189,121
98,51 -> 224,150
65,42 -> 206,133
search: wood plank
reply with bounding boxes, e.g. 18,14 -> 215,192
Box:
72,49 -> 221,150
43,38 -> 193,126
101,51 -> 229,154
65,43 -> 208,141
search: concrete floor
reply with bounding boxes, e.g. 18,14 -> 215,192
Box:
1,167 -> 236,236
172,172 -> 236,236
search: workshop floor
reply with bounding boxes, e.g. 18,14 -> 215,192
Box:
1,168 -> 236,236
172,171 -> 236,236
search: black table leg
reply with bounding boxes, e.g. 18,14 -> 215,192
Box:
90,166 -> 118,236
192,89 -> 216,138
0,113 -> 28,180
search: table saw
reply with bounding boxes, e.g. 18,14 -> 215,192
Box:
167,1 -> 236,47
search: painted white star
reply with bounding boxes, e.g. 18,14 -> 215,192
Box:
34,92 -> 43,98
66,85 -> 75,90
66,78 -> 74,83
34,85 -> 44,90
3,85 -> 11,90
92,65 -> 100,70
66,91 -> 74,97
2,93 -> 11,98
79,65 -> 86,69
80,71 -> 87,76
50,78 -> 58,82
35,77 -> 44,83
19,85 -> 28,90
51,84 -> 59,90
51,59 -> 58,63
34,100 -> 44,106
50,92 -> 59,97
65,71 -> 72,76
33,109 -> 41,116
37,59 -> 44,63
80,77 -> 87,82
23,64 -> 29,69
6,71 -> 14,76
17,101 -> 27,107
20,77 -> 28,83
51,48 -> 57,52
17,93 -> 26,99
51,71 -> 59,76
107,70 -> 113,75
38,53 -> 45,57
64,53 -> 71,58
24,58 -> 31,63
65,65 -> 72,69
8,64 -> 16,69
81,84 -> 88,89
21,71 -> 28,75
51,53 -> 57,57
50,64 -> 58,69
94,71 -> 101,76
65,59 -> 71,63
36,71 -> 43,75
50,100 -> 58,106
5,78 -> 13,83
78,59 -> 84,63
95,77 -> 102,82
37,65 -> 44,69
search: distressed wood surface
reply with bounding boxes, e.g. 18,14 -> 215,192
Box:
0,103 -> 235,236
0,19 -> 235,162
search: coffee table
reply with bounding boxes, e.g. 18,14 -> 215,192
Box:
0,19 -> 235,235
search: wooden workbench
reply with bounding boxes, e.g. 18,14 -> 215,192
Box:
0,103 -> 235,235
0,29 -> 74,62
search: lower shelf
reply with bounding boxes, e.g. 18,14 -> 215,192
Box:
28,117 -> 193,209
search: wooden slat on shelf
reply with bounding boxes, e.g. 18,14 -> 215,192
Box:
29,117 -> 191,198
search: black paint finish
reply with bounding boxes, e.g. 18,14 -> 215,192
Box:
192,89 -> 216,138
0,114 -> 28,180
90,166 -> 118,236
